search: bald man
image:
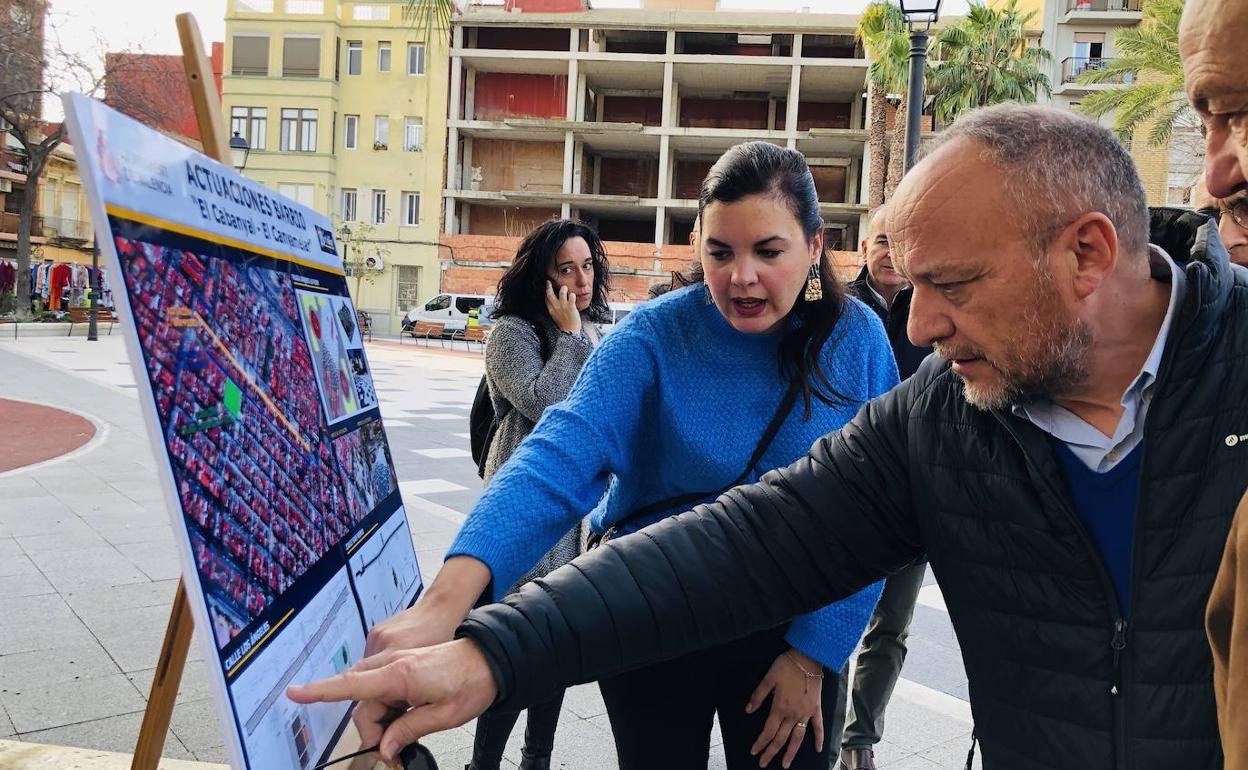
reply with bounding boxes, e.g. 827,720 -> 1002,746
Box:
1183,1 -> 1248,764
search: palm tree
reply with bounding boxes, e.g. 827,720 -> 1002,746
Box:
856,1 -> 910,205
1075,0 -> 1189,148
927,0 -> 1052,124
406,0 -> 454,44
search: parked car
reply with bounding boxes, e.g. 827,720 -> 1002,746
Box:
402,293 -> 494,335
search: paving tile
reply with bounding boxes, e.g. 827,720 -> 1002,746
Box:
115,542 -> 184,581
0,643 -> 122,689
870,698 -> 971,755
0,613 -> 97,657
85,603 -> 182,673
0,552 -> 40,579
0,706 -> 15,738
169,699 -> 230,758
0,477 -> 50,500
63,579 -> 179,621
917,735 -> 982,770
55,492 -> 152,518
41,562 -> 151,595
14,527 -> 111,555
0,506 -> 84,536
880,755 -> 943,770
18,710 -> 194,760
562,683 -> 608,720
126,660 -> 216,704
192,743 -> 229,764
0,571 -> 57,600
0,672 -> 146,733
0,594 -> 76,625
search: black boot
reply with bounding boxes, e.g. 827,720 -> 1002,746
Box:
517,751 -> 552,770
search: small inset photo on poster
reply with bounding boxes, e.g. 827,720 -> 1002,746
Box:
332,420 -> 397,523
296,291 -> 378,424
347,507 -> 422,631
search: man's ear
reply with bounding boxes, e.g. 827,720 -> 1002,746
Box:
1055,212 -> 1119,301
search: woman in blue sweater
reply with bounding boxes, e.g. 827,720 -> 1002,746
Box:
305,142 -> 898,769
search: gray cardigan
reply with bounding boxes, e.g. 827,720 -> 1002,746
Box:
482,313 -> 600,481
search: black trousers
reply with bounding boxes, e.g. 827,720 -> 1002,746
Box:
468,690 -> 566,769
598,625 -> 843,770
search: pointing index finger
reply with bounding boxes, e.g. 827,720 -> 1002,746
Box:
287,665 -> 399,705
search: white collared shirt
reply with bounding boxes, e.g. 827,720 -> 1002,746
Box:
1011,246 -> 1185,473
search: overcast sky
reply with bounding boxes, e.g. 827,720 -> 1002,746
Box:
43,0 -> 971,118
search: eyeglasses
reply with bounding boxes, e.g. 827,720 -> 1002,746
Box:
310,742 -> 438,770
1200,197 -> 1248,230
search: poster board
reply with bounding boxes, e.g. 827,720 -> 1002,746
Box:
63,94 -> 424,770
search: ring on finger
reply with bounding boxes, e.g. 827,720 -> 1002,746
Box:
795,721 -> 807,729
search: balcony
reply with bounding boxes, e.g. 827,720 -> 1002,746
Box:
1065,0 -> 1141,11
1058,57 -> 1132,93
41,216 -> 92,242
1062,0 -> 1142,24
0,212 -> 47,243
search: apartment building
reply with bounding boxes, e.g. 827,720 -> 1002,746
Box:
1021,0 -> 1199,204
221,0 -> 449,334
439,0 -> 877,299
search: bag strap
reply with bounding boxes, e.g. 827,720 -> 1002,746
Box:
606,377 -> 802,535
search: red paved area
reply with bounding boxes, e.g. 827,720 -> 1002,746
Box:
0,398 -> 97,473
367,338 -> 485,359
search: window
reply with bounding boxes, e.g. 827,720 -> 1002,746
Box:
278,183 -> 315,208
425,295 -> 451,312
373,116 -> 390,149
396,265 -> 419,314
280,108 -> 317,152
456,297 -> 486,314
407,43 -> 425,75
231,35 -> 269,76
343,115 -> 358,150
282,36 -> 320,78
378,42 -> 391,72
401,191 -> 420,226
371,189 -> 387,224
286,0 -> 324,13
230,107 -> 267,150
403,117 -> 422,151
346,41 -> 362,75
341,188 -> 358,221
354,5 -> 392,20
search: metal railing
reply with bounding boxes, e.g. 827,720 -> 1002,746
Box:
1061,56 -> 1130,84
40,216 -> 92,241
1065,0 -> 1142,12
0,211 -> 42,235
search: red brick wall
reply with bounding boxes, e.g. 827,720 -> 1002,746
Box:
105,52 -> 222,141
440,234 -> 862,302
472,139 -> 564,192
474,73 -> 568,120
602,95 -> 663,126
681,98 -> 768,130
599,157 -> 659,197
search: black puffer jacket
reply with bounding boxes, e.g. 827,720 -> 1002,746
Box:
460,210 -> 1247,769
846,267 -> 932,380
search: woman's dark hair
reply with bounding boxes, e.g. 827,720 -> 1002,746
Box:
693,141 -> 850,417
491,218 -> 611,325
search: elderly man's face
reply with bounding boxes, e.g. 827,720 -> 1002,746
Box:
861,207 -> 907,292
1218,192 -> 1248,266
890,139 -> 1091,410
1182,0 -> 1248,198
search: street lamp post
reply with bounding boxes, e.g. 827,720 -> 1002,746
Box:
87,238 -> 99,341
898,0 -> 943,173
229,131 -> 251,171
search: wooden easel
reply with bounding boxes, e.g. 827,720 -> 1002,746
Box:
128,15 -> 228,770
130,17 -> 372,770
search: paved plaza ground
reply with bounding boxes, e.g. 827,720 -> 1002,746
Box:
0,333 -> 980,769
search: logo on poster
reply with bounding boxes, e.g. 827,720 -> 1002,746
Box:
315,225 -> 338,256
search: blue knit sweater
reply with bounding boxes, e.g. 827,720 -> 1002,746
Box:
449,284 -> 898,669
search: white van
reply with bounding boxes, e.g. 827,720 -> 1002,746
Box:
403,293 -> 493,334
602,302 -> 637,334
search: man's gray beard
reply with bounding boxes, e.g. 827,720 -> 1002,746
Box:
956,312 -> 1093,412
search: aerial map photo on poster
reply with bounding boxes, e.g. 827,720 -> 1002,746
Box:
63,93 -> 424,770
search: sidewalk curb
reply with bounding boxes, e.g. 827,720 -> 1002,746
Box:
0,740 -> 228,770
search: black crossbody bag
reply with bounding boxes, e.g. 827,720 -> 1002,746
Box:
586,378 -> 802,550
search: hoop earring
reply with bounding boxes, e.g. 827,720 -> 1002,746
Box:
804,264 -> 823,302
